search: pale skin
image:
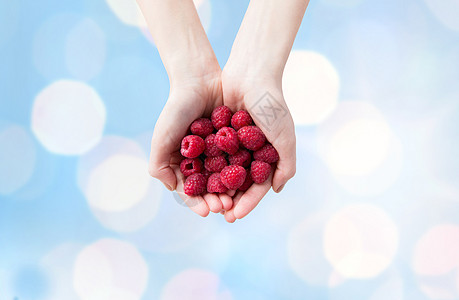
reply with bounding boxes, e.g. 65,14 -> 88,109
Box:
137,0 -> 309,222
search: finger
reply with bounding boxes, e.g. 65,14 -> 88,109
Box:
174,167 -> 210,217
233,172 -> 273,219
148,162 -> 176,191
271,126 -> 296,193
226,189 -> 236,197
176,191 -> 210,217
219,193 -> 233,211
223,192 -> 243,223
203,193 -> 223,213
148,100 -> 201,191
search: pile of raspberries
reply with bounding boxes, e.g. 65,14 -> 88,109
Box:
180,105 -> 279,196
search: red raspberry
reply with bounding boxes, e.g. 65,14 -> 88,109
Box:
211,106 -> 232,129
183,173 -> 207,196
202,169 -> 212,181
250,160 -> 271,184
238,174 -> 253,191
180,158 -> 203,177
216,127 -> 239,155
207,173 -> 229,193
204,134 -> 223,157
228,149 -> 251,168
204,155 -> 228,173
237,126 -> 266,151
231,110 -> 253,131
220,165 -> 247,190
253,144 -> 279,164
181,135 -> 205,158
190,118 -> 213,138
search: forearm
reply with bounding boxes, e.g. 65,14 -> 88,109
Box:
226,0 -> 309,80
137,0 -> 219,84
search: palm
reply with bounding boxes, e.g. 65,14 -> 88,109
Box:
220,71 -> 296,222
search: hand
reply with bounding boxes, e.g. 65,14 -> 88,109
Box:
220,67 -> 296,223
148,68 -> 234,217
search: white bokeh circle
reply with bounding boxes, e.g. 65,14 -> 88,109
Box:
65,18 -> 106,81
413,225 -> 459,276
324,204 -> 399,279
317,101 -> 403,196
32,80 -> 106,155
78,136 -> 162,232
105,0 -> 147,28
283,50 -> 340,125
160,269 -> 232,300
87,154 -> 150,212
73,239 -> 148,300
0,125 -> 37,195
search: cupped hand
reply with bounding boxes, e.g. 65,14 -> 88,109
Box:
220,69 -> 296,223
148,70 -> 233,217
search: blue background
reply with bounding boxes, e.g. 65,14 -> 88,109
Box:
1,0 -> 459,299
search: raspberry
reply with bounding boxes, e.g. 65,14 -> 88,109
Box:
231,110 -> 253,131
253,144 -> 279,164
216,127 -> 239,155
181,135 -> 205,158
191,118 -> 214,138
211,106 -> 232,130
250,160 -> 271,184
238,174 -> 253,191
207,173 -> 228,193
220,165 -> 247,190
204,155 -> 228,173
180,158 -> 203,177
184,173 -> 207,196
237,126 -> 266,151
202,169 -> 212,180
204,134 -> 223,157
228,149 -> 251,168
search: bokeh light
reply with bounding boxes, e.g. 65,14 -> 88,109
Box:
105,0 -> 147,28
32,80 -> 106,155
87,154 -> 149,212
78,136 -> 162,232
41,243 -> 82,300
287,212 -> 334,286
33,13 -> 80,80
413,225 -> 459,276
324,204 -> 399,279
160,268 -> 232,300
3,0 -> 459,298
283,50 -> 340,125
73,239 -> 148,300
423,0 -> 459,31
317,101 -> 403,195
65,18 -> 106,81
369,273 -> 404,300
0,125 -> 37,195
124,191 -> 217,253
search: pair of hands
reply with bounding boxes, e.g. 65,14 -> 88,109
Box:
138,0 -> 307,222
149,59 -> 296,222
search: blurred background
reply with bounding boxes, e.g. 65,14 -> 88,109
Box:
1,0 -> 459,299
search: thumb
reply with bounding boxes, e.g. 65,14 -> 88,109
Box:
148,162 -> 177,191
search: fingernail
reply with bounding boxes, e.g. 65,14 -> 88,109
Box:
276,184 -> 285,193
164,183 -> 173,191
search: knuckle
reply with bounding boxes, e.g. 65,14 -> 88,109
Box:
148,165 -> 159,178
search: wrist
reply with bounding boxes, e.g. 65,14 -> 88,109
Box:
168,54 -> 221,88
